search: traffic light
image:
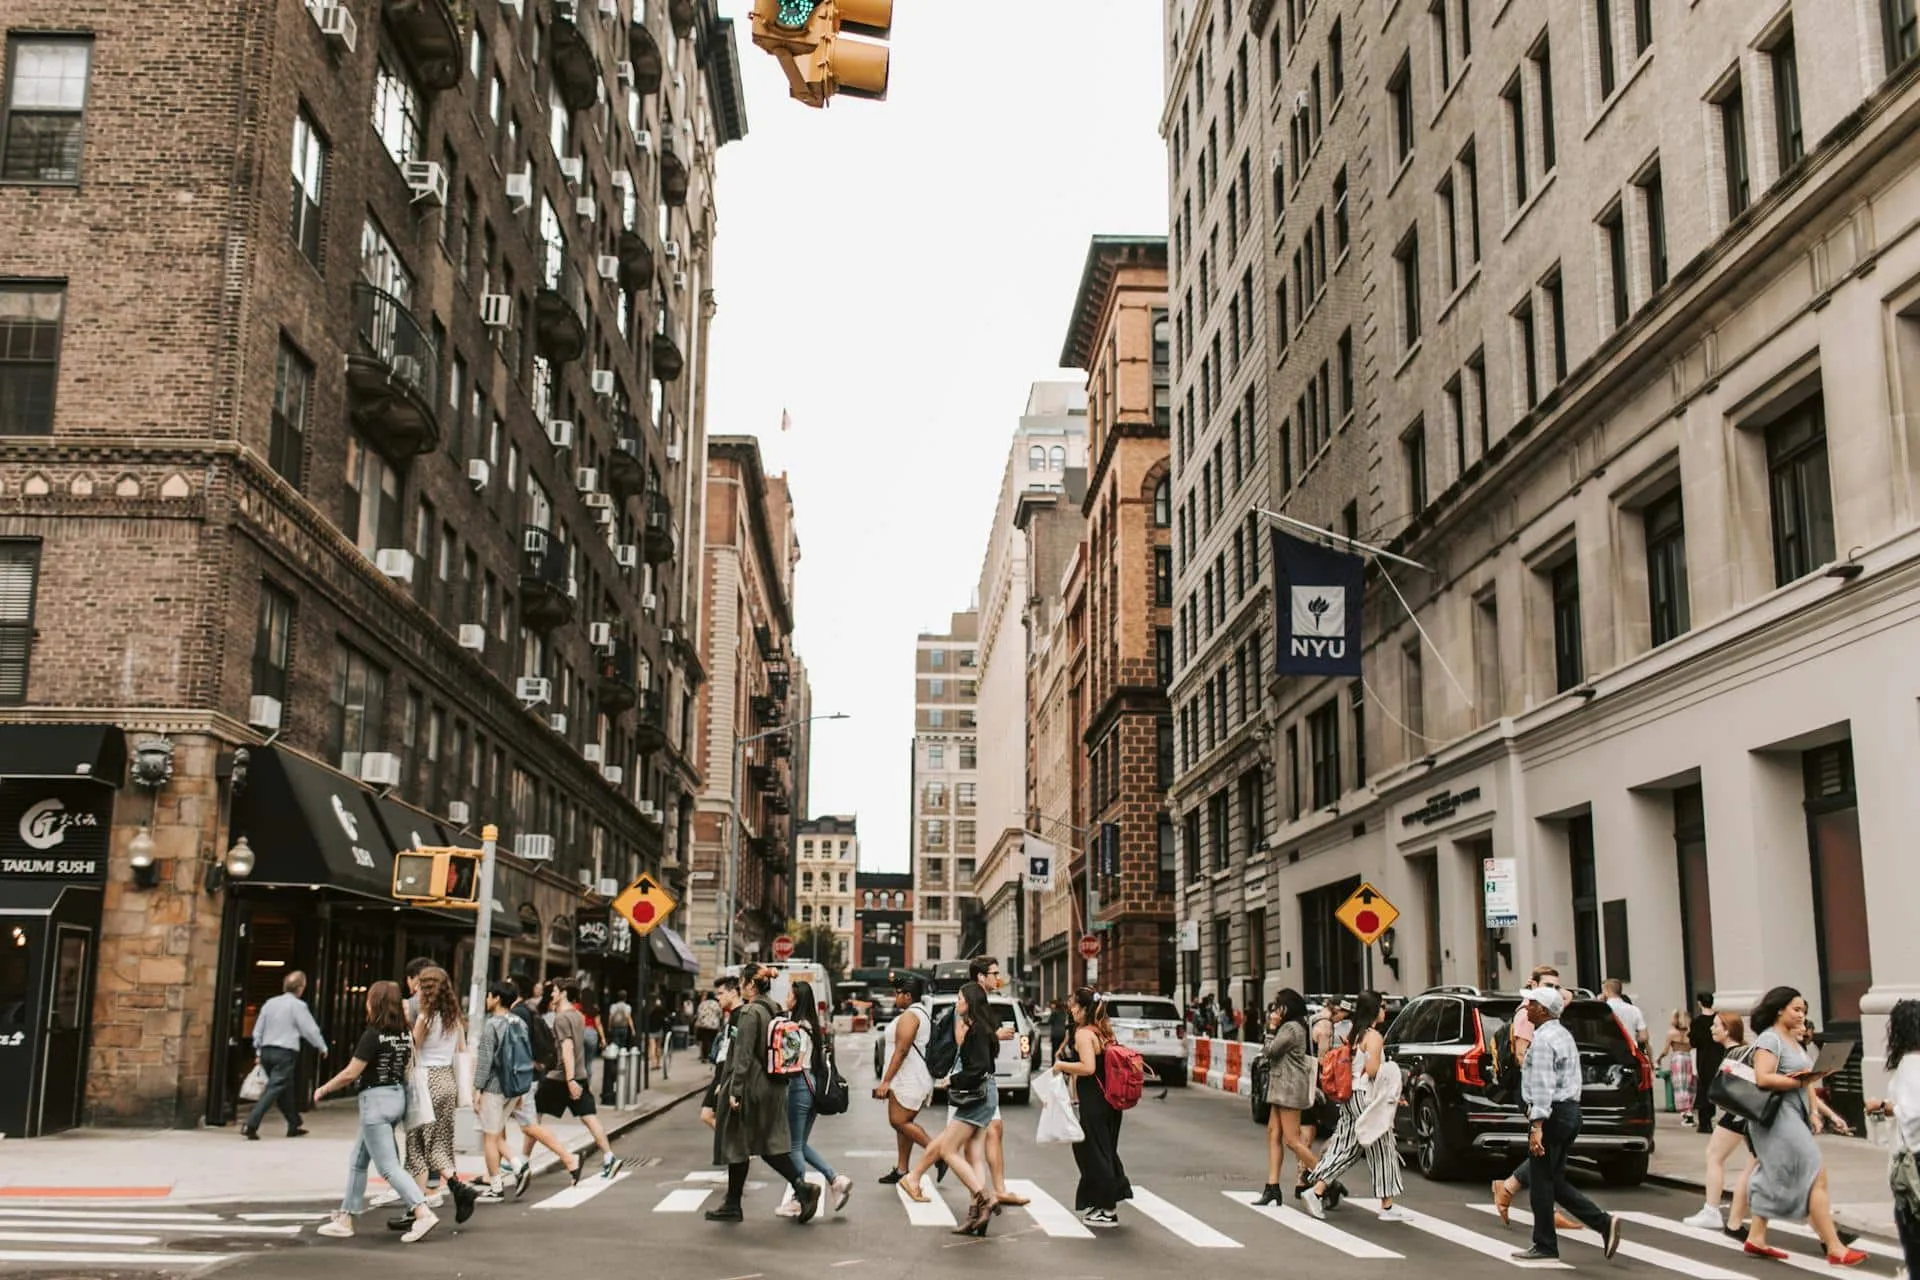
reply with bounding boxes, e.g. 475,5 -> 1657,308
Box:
749,0 -> 892,108
392,846 -> 483,904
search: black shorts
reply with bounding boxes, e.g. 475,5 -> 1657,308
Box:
1716,1112 -> 1749,1136
534,1078 -> 597,1119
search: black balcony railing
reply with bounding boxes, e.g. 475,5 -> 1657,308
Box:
596,637 -> 638,713
606,431 -> 646,503
652,309 -> 685,382
347,283 -> 441,459
636,688 -> 668,752
667,0 -> 695,38
642,503 -> 677,564
628,15 -> 664,94
616,225 -> 654,292
536,253 -> 589,364
550,0 -> 602,112
519,525 -> 575,630
385,0 -> 463,90
751,694 -> 781,727
660,128 -> 689,207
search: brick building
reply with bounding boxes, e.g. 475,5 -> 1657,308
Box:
853,869 -> 912,970
0,0 -> 743,1133
1026,541 -> 1087,1002
690,436 -> 807,977
1057,236 -> 1174,996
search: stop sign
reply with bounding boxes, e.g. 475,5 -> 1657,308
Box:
772,934 -> 795,960
1077,933 -> 1101,960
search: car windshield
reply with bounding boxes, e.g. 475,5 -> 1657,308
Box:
1108,1000 -> 1180,1022
1565,1004 -> 1637,1060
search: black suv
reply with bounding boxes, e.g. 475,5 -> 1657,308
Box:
1382,986 -> 1656,1187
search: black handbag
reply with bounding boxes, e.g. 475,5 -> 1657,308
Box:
1708,1054 -> 1783,1127
811,1040 -> 850,1116
1250,1057 -> 1273,1125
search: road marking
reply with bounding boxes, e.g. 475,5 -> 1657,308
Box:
532,1171 -> 630,1210
1345,1202 -> 1567,1269
842,1149 -> 896,1158
655,1187 -> 715,1213
1618,1212 -> 1842,1275
1223,1192 -> 1403,1258
0,1249 -> 225,1265
684,1171 -> 729,1184
0,1229 -> 163,1245
1769,1219 -> 1903,1259
237,1212 -> 332,1222
0,1208 -> 220,1223
898,1185 -> 956,1227
0,1217 -> 300,1236
1128,1187 -> 1240,1248
1474,1206 -> 1747,1278
1003,1179 -> 1094,1239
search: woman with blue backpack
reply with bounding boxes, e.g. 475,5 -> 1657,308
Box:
778,980 -> 853,1217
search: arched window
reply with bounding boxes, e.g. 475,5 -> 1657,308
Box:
1027,444 -> 1046,471
1049,445 -> 1066,471
1153,476 -> 1172,527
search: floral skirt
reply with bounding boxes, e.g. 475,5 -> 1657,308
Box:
1669,1052 -> 1697,1113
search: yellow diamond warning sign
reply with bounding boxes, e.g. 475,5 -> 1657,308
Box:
1334,882 -> 1399,947
613,873 -> 677,937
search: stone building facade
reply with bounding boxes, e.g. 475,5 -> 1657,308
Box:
908,611 -> 976,966
795,813 -> 856,968
0,0 -> 741,1132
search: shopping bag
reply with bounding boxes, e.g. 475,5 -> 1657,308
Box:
454,1049 -> 476,1109
406,1065 -> 436,1128
1033,1070 -> 1084,1145
238,1062 -> 268,1103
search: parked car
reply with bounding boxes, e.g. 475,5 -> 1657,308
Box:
1102,994 -> 1187,1085
1382,987 -> 1656,1186
868,994 -> 1037,1103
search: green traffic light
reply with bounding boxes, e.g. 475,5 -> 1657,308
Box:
774,0 -> 820,28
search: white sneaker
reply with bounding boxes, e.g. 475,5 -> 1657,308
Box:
316,1212 -> 354,1239
423,1191 -> 446,1209
830,1175 -> 853,1212
1085,1209 -> 1119,1227
1376,1206 -> 1412,1223
1682,1205 -> 1725,1230
368,1190 -> 401,1208
400,1209 -> 439,1243
775,1199 -> 802,1218
1302,1187 -> 1326,1220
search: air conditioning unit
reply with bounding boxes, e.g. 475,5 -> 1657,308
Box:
662,627 -> 678,648
516,676 -> 552,704
1295,89 -> 1311,113
597,876 -> 620,899
359,752 -> 403,787
523,527 -> 549,553
402,160 -> 448,206
616,59 -> 636,86
663,238 -> 682,261
602,766 -> 624,787
481,293 -> 513,327
576,197 -> 597,224
642,590 -> 657,613
597,0 -> 618,15
374,548 -> 415,583
634,129 -> 653,154
566,577 -> 580,600
595,505 -> 614,525
610,169 -> 633,191
575,466 -> 599,491
458,624 -> 487,651
504,167 -> 533,211
515,833 -> 555,862
591,369 -> 616,396
446,800 -> 471,825
672,270 -> 688,292
559,155 -> 584,186
467,457 -> 491,490
584,743 -> 605,764
390,354 -> 422,386
596,254 -> 621,281
585,491 -> 613,510
247,695 -> 283,731
316,4 -> 358,51
547,419 -> 575,450
616,544 -> 638,568
665,441 -> 682,464
548,712 -> 569,735
577,867 -> 594,888
588,621 -> 613,647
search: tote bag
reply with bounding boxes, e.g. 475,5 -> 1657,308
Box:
406,1064 -> 436,1128
1708,1055 -> 1782,1127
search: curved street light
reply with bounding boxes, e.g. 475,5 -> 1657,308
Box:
722,712 -> 849,967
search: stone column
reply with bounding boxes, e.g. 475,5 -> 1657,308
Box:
1846,696 -> 1920,1101
1698,747 -> 1817,1018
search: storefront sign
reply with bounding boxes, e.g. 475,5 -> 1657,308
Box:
1178,920 -> 1200,951
1484,857 -> 1519,928
0,782 -> 112,881
1401,786 -> 1482,828
1098,823 -> 1118,879
576,909 -> 611,956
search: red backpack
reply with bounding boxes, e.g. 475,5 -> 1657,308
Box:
1100,1042 -> 1145,1111
1318,1042 -> 1355,1102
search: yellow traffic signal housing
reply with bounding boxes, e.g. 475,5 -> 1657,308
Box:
392,847 -> 482,905
749,0 -> 892,108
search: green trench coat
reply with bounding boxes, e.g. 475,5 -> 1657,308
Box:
714,996 -> 792,1164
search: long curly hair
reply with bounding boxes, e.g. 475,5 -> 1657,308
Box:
415,965 -> 463,1035
1888,999 -> 1920,1072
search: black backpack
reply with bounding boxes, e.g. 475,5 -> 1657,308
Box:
516,1002 -> 560,1075
812,1035 -> 851,1116
924,1008 -> 959,1078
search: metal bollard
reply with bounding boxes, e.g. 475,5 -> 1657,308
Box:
617,1046 -> 643,1109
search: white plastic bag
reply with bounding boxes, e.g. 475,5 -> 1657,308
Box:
238,1063 -> 268,1103
1033,1070 -> 1084,1145
406,1065 -> 436,1128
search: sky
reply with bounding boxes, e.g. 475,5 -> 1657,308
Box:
704,1 -> 1169,873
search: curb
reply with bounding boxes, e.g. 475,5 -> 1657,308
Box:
1644,1169 -> 1897,1242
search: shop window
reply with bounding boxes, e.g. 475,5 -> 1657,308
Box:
0,541 -> 39,702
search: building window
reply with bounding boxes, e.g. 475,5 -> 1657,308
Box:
956,781 -> 975,809
1395,228 -> 1422,349
1401,642 -> 1425,755
329,643 -> 388,775
1460,139 -> 1482,264
1350,679 -> 1366,783
1154,546 -> 1174,606
1638,163 -> 1668,293
1389,55 -> 1415,164
1568,814 -> 1601,990
1543,267 -> 1567,384
1285,725 -> 1301,820
372,57 -> 423,167
1888,0 -> 1920,68
1208,790 -> 1229,871
928,743 -> 944,769
1534,37 -> 1557,170
1515,296 -> 1539,409
1238,769 -> 1264,855
1633,0 -> 1653,54
289,106 -> 327,265
0,283 -> 64,435
344,432 -> 402,556
1156,712 -> 1175,788
1308,700 -> 1341,808
1153,476 -> 1171,526
1158,816 -> 1176,895
1,38 -> 91,184
1595,0 -> 1617,98
270,340 -> 312,487
1502,74 -> 1529,206
1771,30 -> 1803,170
1403,418 -> 1428,513
1765,397 -> 1836,585
1718,75 -> 1750,219
0,541 -> 40,702
1155,628 -> 1174,687
1550,557 -> 1584,692
1645,489 -> 1691,646
1474,592 -> 1502,718
1329,19 -> 1345,100
252,581 -> 296,706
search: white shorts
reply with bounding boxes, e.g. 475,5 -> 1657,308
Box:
478,1091 -> 534,1134
894,1087 -> 931,1112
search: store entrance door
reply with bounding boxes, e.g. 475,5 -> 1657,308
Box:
38,923 -> 92,1134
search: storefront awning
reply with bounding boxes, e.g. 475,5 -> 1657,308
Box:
0,724 -> 125,786
232,748 -> 397,901
647,925 -> 701,973
0,879 -> 101,916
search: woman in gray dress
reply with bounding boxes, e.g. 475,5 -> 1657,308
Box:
1256,988 -> 1319,1204
1741,986 -> 1867,1266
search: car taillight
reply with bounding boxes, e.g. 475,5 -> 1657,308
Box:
1613,1012 -> 1655,1091
1019,1034 -> 1031,1060
1457,1008 -> 1488,1088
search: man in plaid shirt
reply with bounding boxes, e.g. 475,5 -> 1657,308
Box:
1513,985 -> 1624,1262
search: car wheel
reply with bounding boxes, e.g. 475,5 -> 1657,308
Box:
1598,1154 -> 1650,1187
1161,1062 -> 1187,1087
1414,1095 -> 1464,1182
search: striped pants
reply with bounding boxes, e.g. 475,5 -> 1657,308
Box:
404,1066 -> 459,1184
1313,1095 -> 1403,1201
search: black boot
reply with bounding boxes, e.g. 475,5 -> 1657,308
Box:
705,1202 -> 744,1222
1256,1183 -> 1283,1205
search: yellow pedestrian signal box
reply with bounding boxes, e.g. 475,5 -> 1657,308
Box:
392,846 -> 483,905
749,0 -> 892,108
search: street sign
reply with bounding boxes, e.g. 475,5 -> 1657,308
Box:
612,873 -> 677,936
1177,920 -> 1200,951
1334,881 -> 1400,947
1483,857 -> 1519,928
772,934 -> 795,960
1077,933 -> 1101,960
1023,835 -> 1055,891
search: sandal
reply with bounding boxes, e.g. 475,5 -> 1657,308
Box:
1491,1180 -> 1513,1226
898,1178 -> 929,1204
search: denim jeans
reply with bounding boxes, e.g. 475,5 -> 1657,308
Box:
787,1070 -> 837,1181
246,1046 -> 301,1133
1528,1100 -> 1611,1256
342,1085 -> 425,1214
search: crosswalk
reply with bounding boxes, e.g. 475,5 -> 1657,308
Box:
0,1204 -> 322,1269
614,1168 -> 1905,1276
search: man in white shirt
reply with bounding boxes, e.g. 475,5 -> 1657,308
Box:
244,971 -> 327,1139
1603,979 -> 1649,1052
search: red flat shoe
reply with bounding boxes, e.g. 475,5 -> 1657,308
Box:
1744,1242 -> 1789,1260
1826,1249 -> 1868,1267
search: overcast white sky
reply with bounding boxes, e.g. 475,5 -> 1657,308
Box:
704,1 -> 1168,872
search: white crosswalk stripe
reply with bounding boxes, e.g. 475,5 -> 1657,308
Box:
1474,1205 -> 1749,1278
0,1248 -> 228,1266
898,1184 -> 957,1227
1619,1211 -> 1847,1276
1222,1191 -> 1404,1258
1129,1186 -> 1240,1247
1769,1219 -> 1904,1260
1002,1178 -> 1094,1238
655,1187 -> 717,1213
0,1204 -> 308,1269
1346,1201 -> 1569,1269
532,1170 -> 632,1210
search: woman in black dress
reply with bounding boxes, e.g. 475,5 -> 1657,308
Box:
1052,985 -> 1132,1227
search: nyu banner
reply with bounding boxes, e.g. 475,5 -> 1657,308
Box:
1270,527 -> 1364,676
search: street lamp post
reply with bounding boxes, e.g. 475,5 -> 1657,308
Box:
722,713 -> 848,970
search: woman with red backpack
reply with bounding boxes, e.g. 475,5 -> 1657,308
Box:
1301,990 -> 1406,1222
1052,987 -> 1135,1228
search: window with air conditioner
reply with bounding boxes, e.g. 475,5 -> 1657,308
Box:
253,581 -> 296,709
328,643 -> 388,776
371,56 -> 423,168
343,432 -> 402,556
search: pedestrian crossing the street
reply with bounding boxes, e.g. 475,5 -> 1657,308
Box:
0,1204 -> 322,1270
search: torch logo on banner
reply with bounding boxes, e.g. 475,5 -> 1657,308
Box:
1271,527 -> 1365,677
1290,586 -> 1347,659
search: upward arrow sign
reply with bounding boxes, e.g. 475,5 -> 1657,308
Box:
1358,888 -> 1377,904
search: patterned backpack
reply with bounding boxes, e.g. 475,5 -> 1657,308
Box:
766,1013 -> 812,1076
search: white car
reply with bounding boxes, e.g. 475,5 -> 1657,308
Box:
926,994 -> 1036,1105
1103,994 -> 1187,1085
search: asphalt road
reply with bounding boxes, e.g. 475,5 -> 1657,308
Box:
18,1034 -> 1908,1280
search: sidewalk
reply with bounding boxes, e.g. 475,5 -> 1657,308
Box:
1646,1110 -> 1900,1239
0,1052 -> 707,1206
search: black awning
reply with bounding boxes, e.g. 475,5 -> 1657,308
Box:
0,724 -> 126,787
232,748 -> 396,900
647,925 -> 701,973
371,794 -> 441,858
0,879 -> 102,915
